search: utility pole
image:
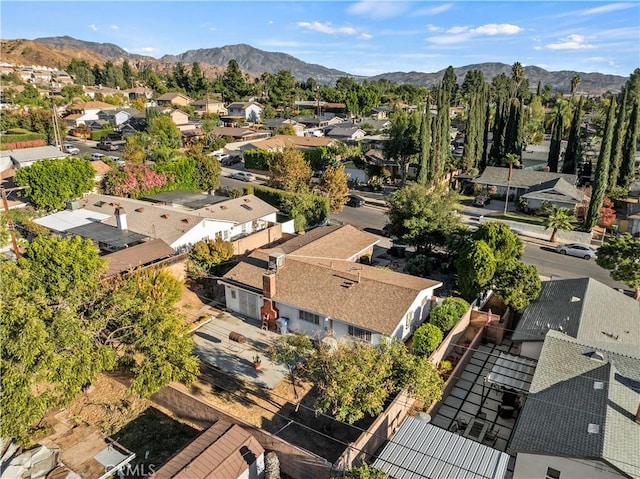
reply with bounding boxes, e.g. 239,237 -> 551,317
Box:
1,185 -> 27,260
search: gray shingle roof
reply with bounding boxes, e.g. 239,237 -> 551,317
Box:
472,166 -> 577,189
8,146 -> 67,166
509,331 -> 640,478
512,278 -> 640,346
521,177 -> 584,203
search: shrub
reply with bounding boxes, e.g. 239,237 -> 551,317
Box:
412,323 -> 443,356
243,148 -> 277,171
429,297 -> 469,332
247,184 -> 329,229
404,254 -> 433,277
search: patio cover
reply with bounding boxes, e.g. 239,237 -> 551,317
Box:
485,352 -> 537,393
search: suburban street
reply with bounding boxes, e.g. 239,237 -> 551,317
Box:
331,202 -> 630,293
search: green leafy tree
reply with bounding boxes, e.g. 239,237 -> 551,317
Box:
456,240 -> 497,301
14,157 -> 95,211
187,237 -> 235,278
268,146 -> 311,192
596,233 -> 640,300
472,221 -> 524,262
269,333 -> 313,406
148,115 -> 182,150
308,339 -> 442,423
585,96 -> 616,231
544,206 -> 574,243
383,110 -> 420,184
319,163 -> 349,213
266,70 -> 297,108
344,464 -> 389,479
493,260 -> 541,311
416,110 -> 431,185
412,323 -> 443,355
221,59 -> 251,102
429,297 -> 470,332
562,98 -> 584,174
386,183 -> 461,252
187,144 -> 221,193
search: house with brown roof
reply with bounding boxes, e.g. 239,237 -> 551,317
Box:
191,98 -> 227,116
152,421 -> 264,479
157,92 -> 193,107
240,134 -> 337,153
64,101 -> 119,127
221,225 -> 442,344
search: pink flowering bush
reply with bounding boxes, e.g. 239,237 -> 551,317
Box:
102,164 -> 169,198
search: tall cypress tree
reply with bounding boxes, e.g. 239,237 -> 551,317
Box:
585,97 -> 616,231
608,87 -> 628,189
618,101 -> 638,188
416,110 -> 431,185
562,98 -> 583,174
547,111 -> 563,172
480,101 -> 491,171
461,70 -> 486,172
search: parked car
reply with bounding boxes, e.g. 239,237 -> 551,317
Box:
346,194 -> 366,207
230,172 -> 256,182
555,243 -> 597,260
63,143 -> 80,155
108,155 -> 125,166
97,141 -> 118,151
221,155 -> 242,166
101,131 -> 123,141
91,152 -> 105,161
473,194 -> 491,207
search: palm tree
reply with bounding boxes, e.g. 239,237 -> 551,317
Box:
503,153 -> 520,214
570,75 -> 581,103
545,206 -> 575,243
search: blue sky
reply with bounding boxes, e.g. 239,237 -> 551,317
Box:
2,1 -> 639,76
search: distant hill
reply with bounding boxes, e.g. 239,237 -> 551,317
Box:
1,38 -> 108,68
24,36 -> 629,93
159,43 -> 350,84
369,63 -> 626,94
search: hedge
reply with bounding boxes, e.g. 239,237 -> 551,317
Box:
0,132 -> 46,144
243,149 -> 276,171
90,128 -> 115,141
244,184 -> 329,231
429,297 -> 470,332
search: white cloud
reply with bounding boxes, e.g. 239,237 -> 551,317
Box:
359,33 -> 373,40
297,21 -> 357,36
426,24 -> 442,32
428,22 -> 521,44
415,3 -> 454,16
89,24 -> 98,31
579,2 -> 635,15
471,23 -> 521,35
132,47 -> 156,53
110,25 -> 118,30
347,1 -> 409,19
546,34 -> 595,50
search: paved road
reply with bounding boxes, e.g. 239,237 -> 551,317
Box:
330,201 -> 630,293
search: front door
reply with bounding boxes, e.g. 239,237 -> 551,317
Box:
238,290 -> 259,319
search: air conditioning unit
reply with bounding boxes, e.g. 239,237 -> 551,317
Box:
268,252 -> 285,270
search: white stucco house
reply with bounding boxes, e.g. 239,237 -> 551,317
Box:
223,101 -> 263,125
220,225 -> 442,344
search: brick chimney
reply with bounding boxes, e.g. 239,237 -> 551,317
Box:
260,271 -> 279,330
115,206 -> 127,230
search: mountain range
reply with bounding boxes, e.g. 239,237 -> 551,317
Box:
8,36 -> 628,93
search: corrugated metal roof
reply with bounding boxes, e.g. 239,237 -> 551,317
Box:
373,417 -> 510,479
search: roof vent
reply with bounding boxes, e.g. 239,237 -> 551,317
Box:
220,205 -> 228,210
587,351 -> 606,362
593,381 -> 604,390
241,204 -> 253,211
570,296 -> 581,302
182,218 -> 189,223
588,424 -> 600,434
244,198 -> 251,203
135,207 -> 144,212
161,214 -> 169,219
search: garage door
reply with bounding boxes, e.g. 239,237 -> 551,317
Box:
238,289 -> 259,319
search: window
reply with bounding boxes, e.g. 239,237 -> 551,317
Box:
545,467 -> 561,479
405,310 -> 413,329
222,230 -> 229,240
241,222 -> 248,233
299,310 -> 320,325
230,289 -> 237,299
348,326 -> 372,342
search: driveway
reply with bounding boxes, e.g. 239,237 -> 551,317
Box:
193,311 -> 288,389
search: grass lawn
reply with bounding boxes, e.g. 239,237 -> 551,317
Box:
485,212 -> 546,226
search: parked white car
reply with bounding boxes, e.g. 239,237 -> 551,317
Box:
91,152 -> 105,161
230,172 -> 256,182
555,243 -> 597,260
63,143 -> 80,155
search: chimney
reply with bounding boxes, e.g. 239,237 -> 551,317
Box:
263,271 -> 276,299
115,206 -> 127,230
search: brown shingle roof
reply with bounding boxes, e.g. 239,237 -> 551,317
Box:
223,252 -> 441,334
91,160 -> 112,175
103,239 -> 175,277
68,101 -> 117,110
283,224 -> 378,260
153,422 -> 264,479
246,135 -> 336,150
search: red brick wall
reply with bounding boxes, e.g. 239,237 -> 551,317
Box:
1,139 -> 47,150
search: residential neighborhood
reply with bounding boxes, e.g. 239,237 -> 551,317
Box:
1,6 -> 640,479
